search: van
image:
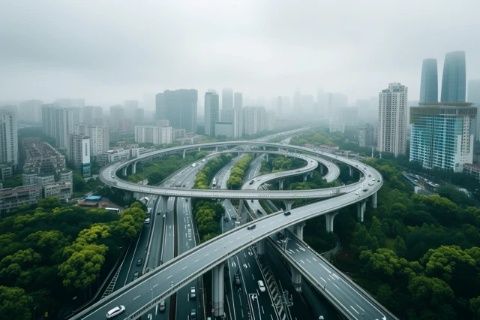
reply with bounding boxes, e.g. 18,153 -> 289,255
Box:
159,299 -> 166,312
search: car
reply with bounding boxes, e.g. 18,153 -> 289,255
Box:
247,224 -> 256,230
257,280 -> 266,292
283,210 -> 291,216
234,273 -> 241,286
363,188 -> 368,192
190,286 -> 196,299
136,258 -> 143,266
231,215 -> 237,220
190,308 -> 197,320
133,271 -> 139,280
158,299 -> 166,312
191,163 -> 197,167
106,305 -> 125,318
144,218 -> 151,224
249,180 -> 254,185
185,198 -> 188,202
223,216 -> 229,222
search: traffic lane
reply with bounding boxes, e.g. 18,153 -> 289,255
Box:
276,236 -> 385,320
74,188 -> 384,320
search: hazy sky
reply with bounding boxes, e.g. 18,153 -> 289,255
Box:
1,0 -> 479,106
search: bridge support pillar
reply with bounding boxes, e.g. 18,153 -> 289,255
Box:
293,222 -> 305,240
122,166 -> 128,176
265,153 -> 269,162
348,166 -> 353,177
371,192 -> 377,209
303,174 -> 308,182
215,146 -> 218,152
212,263 -> 225,317
283,200 -> 293,212
319,165 -> 324,175
325,211 -> 337,233
182,149 -> 186,159
132,162 -> 137,175
256,240 -> 265,256
279,179 -> 284,190
290,266 -> 302,292
357,200 -> 366,222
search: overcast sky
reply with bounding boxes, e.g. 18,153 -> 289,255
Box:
1,0 -> 479,106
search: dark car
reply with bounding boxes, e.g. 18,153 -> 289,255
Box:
283,211 -> 291,216
190,309 -> 197,320
249,180 -> 255,185
234,273 -> 241,286
247,224 -> 256,230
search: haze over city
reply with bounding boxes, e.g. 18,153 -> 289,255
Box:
1,0 -> 480,106
2,1 -> 480,320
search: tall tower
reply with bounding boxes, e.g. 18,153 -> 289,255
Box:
0,109 -> 18,166
204,91 -> 219,136
441,51 -> 466,103
377,83 -> 408,157
419,59 -> 438,104
155,90 -> 198,132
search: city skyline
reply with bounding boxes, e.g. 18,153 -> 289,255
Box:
1,1 -> 480,105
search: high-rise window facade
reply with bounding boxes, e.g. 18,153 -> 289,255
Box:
441,51 -> 466,103
419,58 -> 438,104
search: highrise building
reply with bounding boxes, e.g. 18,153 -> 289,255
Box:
377,83 -> 408,156
419,59 -> 438,104
204,91 -> 219,136
222,88 -> 234,110
155,89 -> 197,132
82,106 -> 103,125
441,51 -> 466,103
233,108 -> 243,138
134,125 -> 173,145
410,103 -> 476,172
18,100 -> 43,123
74,124 -> 110,156
70,134 -> 91,177
468,79 -> 480,142
41,105 -> 80,151
234,92 -> 243,109
243,107 -> 267,136
0,109 -> 18,166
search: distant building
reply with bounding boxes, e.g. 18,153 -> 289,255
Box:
109,105 -> 131,133
75,124 -> 110,157
81,106 -> 103,125
233,108 -> 243,138
215,122 -> 234,138
468,79 -> 480,142
70,135 -> 91,177
358,124 -> 375,148
243,107 -> 267,136
234,92 -> 243,109
18,100 -> 43,123
410,103 -> 476,172
134,125 -> 173,145
97,146 -> 142,165
377,83 -> 408,156
204,91 -> 219,136
222,88 -> 234,110
419,59 -> 438,104
155,89 -> 197,132
22,139 -> 66,175
42,104 -> 81,151
441,51 -> 466,103
0,109 -> 18,166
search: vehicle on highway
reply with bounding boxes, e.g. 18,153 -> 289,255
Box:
234,273 -> 241,286
106,305 -> 125,318
192,163 -> 197,167
363,188 -> 368,192
185,198 -> 188,202
223,216 -> 229,222
190,308 -> 197,320
136,258 -> 143,266
283,210 -> 291,216
144,218 -> 150,224
133,271 -> 139,280
257,280 -> 266,292
247,224 -> 256,230
190,286 -> 196,299
249,180 -> 254,185
159,299 -> 166,312
212,177 -> 217,188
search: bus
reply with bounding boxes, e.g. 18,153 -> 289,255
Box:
105,207 -> 120,214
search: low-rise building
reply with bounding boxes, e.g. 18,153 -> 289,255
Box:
0,185 -> 42,215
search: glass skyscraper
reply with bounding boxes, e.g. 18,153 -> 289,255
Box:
441,51 -> 466,103
419,58 -> 438,104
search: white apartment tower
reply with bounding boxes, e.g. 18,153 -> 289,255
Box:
377,83 -> 408,157
0,109 -> 18,166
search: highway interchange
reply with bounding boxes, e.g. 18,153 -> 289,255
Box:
72,134 -> 397,320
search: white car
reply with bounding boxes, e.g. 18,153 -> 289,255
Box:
106,305 -> 125,318
144,218 -> 151,224
257,280 -> 266,292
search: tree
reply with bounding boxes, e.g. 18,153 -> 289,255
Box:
58,244 -> 108,290
470,296 -> 480,319
0,286 -> 31,320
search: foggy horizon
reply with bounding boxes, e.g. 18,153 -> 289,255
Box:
1,0 -> 480,106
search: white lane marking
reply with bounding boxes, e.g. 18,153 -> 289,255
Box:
133,295 -> 141,301
350,305 -> 360,314
167,275 -> 173,279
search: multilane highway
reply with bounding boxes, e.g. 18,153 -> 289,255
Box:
71,140 -> 398,320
